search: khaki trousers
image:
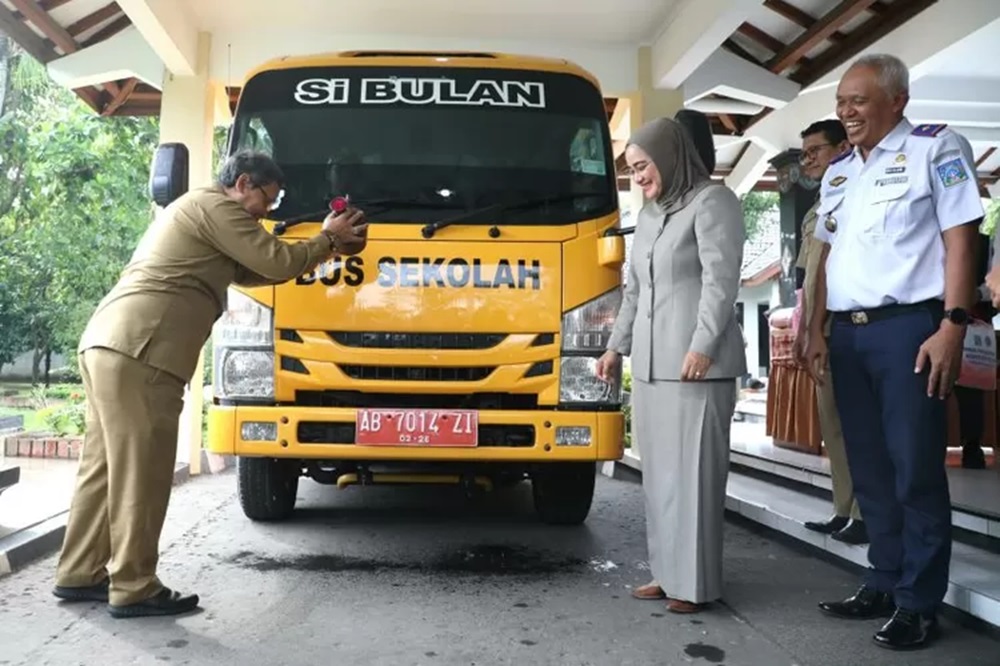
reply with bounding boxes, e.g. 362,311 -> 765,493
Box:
55,347 -> 185,606
816,363 -> 861,520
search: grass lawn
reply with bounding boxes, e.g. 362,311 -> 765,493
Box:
0,383 -> 85,434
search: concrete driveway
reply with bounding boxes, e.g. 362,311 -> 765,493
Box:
0,470 -> 996,666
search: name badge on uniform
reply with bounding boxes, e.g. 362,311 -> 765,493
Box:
824,214 -> 837,233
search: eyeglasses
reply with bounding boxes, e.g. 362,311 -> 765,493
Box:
252,183 -> 285,211
799,144 -> 834,164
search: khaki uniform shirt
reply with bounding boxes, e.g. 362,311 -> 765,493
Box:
79,185 -> 333,382
794,198 -> 831,337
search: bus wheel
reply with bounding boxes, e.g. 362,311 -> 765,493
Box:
531,463 -> 596,525
237,457 -> 299,521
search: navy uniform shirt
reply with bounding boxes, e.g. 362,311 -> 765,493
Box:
814,119 -> 985,311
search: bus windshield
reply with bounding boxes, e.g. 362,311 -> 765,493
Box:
229,65 -> 617,225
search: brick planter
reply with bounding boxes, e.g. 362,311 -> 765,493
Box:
2,433 -> 83,460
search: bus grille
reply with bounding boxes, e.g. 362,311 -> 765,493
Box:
339,365 -> 494,382
330,332 -> 506,350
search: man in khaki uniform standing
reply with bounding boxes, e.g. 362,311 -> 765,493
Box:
51,151 -> 368,618
793,120 -> 868,545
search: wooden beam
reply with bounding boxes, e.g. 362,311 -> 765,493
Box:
792,0 -> 938,86
123,90 -> 161,103
39,0 -> 74,10
0,3 -> 56,64
764,0 -> 847,43
976,147 -> 996,168
737,22 -> 785,55
767,0 -> 880,74
82,15 -> 130,47
72,85 -> 103,112
7,0 -> 78,54
68,3 -> 122,38
101,77 -> 137,116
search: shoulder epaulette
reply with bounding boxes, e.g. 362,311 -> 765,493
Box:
912,123 -> 948,137
830,148 -> 853,165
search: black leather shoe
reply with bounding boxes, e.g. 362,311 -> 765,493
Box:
108,587 -> 200,619
804,515 -> 849,534
53,579 -> 109,602
962,444 -> 986,470
831,519 -> 869,545
874,608 -> 939,650
819,585 -> 895,619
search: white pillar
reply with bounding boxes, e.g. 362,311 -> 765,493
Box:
158,31 -> 219,476
621,47 -> 685,215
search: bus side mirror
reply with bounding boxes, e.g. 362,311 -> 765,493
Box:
598,234 -> 625,267
149,142 -> 190,208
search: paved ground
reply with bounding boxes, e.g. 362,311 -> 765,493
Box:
0,469 -> 997,666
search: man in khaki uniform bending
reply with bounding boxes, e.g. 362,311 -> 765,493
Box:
52,151 -> 367,618
793,120 -> 868,545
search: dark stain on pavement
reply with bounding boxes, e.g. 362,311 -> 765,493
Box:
684,643 -> 726,663
166,639 -> 189,649
227,545 -> 585,576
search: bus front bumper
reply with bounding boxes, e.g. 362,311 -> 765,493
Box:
206,405 -> 624,462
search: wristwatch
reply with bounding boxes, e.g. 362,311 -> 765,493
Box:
944,307 -> 970,325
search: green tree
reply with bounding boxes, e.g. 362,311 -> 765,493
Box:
0,44 -> 159,384
740,190 -> 779,241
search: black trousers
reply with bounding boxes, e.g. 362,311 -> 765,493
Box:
829,304 -> 951,614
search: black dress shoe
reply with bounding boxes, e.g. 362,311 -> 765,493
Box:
831,519 -> 869,545
819,585 -> 895,619
874,608 -> 939,650
108,587 -> 200,619
962,444 -> 986,469
804,515 -> 849,534
53,579 -> 109,602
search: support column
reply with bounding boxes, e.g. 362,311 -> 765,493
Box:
769,149 -> 817,307
620,46 -> 684,215
158,31 -> 216,476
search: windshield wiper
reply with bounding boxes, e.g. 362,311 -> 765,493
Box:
420,192 -> 608,239
273,197 -> 459,235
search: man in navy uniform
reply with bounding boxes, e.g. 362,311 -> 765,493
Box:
804,53 -> 983,651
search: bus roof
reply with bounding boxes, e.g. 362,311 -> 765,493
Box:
241,50 -> 603,92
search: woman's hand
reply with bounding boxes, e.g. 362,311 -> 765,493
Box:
681,351 -> 712,380
595,350 -> 621,383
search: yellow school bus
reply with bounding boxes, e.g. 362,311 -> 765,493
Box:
203,50 -> 626,524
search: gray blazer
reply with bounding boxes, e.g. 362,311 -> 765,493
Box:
607,183 -> 748,383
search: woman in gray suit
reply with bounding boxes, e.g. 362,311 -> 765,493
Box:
596,117 -> 747,614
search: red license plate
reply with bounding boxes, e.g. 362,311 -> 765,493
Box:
355,409 -> 479,447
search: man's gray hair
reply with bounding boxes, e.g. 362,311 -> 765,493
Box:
850,53 -> 909,97
217,150 -> 285,189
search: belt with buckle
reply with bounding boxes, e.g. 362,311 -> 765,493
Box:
832,299 -> 942,326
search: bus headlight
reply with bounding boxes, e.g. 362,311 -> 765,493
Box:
560,288 -> 622,404
559,357 -> 620,404
212,288 -> 274,401
561,288 -> 622,353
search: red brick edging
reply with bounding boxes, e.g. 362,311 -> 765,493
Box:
2,435 -> 83,459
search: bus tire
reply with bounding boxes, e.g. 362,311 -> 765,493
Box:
237,456 -> 299,522
531,463 -> 596,525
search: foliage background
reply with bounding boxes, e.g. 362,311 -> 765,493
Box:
0,40 -> 159,383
